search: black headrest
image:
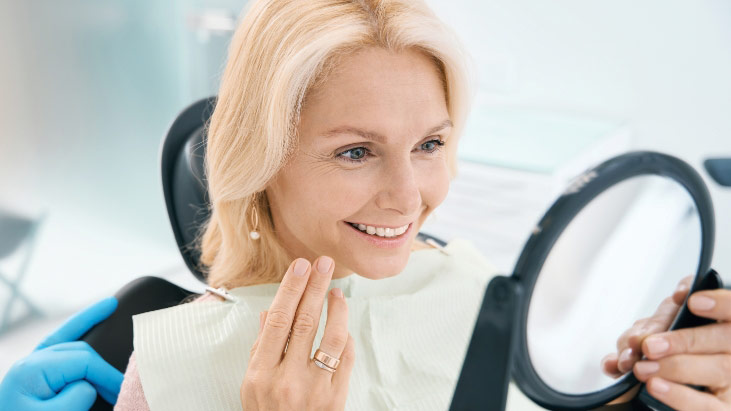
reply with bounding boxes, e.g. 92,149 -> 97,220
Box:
161,97 -> 216,283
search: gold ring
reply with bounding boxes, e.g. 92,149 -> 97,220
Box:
313,348 -> 340,370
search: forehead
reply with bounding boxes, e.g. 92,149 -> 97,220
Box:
299,47 -> 449,141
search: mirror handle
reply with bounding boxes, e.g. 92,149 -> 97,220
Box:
450,275 -> 522,411
635,269 -> 723,410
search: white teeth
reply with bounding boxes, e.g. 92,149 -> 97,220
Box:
350,222 -> 409,238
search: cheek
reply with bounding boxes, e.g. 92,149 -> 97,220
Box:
281,162 -> 372,224
417,160 -> 450,209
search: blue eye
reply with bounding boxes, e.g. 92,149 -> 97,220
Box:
336,138 -> 445,164
340,147 -> 369,162
421,139 -> 445,152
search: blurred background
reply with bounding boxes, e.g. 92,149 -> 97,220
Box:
1,0 -> 730,382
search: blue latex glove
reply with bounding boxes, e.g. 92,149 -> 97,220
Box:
0,297 -> 123,410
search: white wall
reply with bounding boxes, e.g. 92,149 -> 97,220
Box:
428,0 -> 731,277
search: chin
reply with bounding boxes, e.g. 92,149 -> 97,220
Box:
348,252 -> 411,280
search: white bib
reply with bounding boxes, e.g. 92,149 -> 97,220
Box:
133,238 -> 533,410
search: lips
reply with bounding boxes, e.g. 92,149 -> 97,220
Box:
346,221 -> 410,238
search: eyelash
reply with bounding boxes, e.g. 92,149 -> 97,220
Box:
336,138 -> 446,164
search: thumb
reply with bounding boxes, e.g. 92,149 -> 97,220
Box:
44,380 -> 96,410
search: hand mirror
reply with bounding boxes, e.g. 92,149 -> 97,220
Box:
450,151 -> 722,410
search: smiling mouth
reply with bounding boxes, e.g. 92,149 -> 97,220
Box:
345,221 -> 411,238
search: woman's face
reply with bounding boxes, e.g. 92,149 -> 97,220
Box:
266,47 -> 452,279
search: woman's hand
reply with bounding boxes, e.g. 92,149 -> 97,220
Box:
240,256 -> 355,411
631,287 -> 731,410
601,275 -> 731,410
602,276 -> 692,378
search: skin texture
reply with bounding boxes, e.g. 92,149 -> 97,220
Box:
603,276 -> 731,410
242,47 -> 452,409
266,46 -> 452,280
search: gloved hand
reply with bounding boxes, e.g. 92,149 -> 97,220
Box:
0,297 -> 123,410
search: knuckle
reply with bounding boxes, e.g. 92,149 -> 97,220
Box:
327,331 -> 348,349
645,318 -> 668,332
266,310 -> 292,331
675,329 -> 695,352
273,381 -> 299,403
306,280 -> 328,295
291,312 -> 318,336
342,336 -> 356,360
78,350 -> 93,364
279,282 -> 303,299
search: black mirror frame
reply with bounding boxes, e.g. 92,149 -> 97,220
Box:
510,151 -> 716,410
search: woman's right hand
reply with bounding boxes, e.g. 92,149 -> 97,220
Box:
240,256 -> 355,410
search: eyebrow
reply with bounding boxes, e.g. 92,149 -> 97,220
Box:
322,119 -> 453,143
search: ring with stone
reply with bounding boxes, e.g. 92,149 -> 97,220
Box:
312,348 -> 340,372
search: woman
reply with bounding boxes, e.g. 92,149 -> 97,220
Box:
115,0 -> 731,410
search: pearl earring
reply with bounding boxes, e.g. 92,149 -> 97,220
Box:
249,203 -> 261,240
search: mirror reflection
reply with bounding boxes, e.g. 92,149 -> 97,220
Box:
527,175 -> 702,394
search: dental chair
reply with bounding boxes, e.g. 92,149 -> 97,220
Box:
80,97 -> 447,410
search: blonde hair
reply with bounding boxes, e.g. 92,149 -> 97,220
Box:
200,0 -> 474,288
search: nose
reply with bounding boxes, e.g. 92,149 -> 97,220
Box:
374,158 -> 422,217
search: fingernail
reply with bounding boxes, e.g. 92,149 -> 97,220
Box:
331,288 -> 343,298
618,348 -> 634,370
689,295 -> 716,311
317,256 -> 333,273
675,283 -> 688,293
634,361 -> 659,376
645,337 -> 669,355
650,377 -> 670,393
293,259 -> 309,276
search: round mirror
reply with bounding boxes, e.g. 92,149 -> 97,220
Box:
510,151 -> 715,409
527,175 -> 701,394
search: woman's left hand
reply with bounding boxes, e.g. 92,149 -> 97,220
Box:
630,288 -> 731,410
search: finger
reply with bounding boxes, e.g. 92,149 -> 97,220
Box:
615,297 -> 681,373
249,311 -> 268,359
645,377 -> 726,411
672,275 -> 693,305
284,256 -> 335,364
34,297 -> 118,351
310,288 -> 349,380
39,341 -> 123,403
633,354 -> 731,390
253,258 -> 312,368
642,322 -> 731,360
687,289 -> 731,321
43,380 -> 97,411
616,346 -> 642,374
331,333 -> 356,396
600,353 -> 624,379
34,345 -> 124,398
617,297 -> 681,354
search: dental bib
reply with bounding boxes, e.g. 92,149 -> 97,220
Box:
133,238 -> 501,411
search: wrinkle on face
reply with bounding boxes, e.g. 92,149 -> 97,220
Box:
266,46 -> 452,280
